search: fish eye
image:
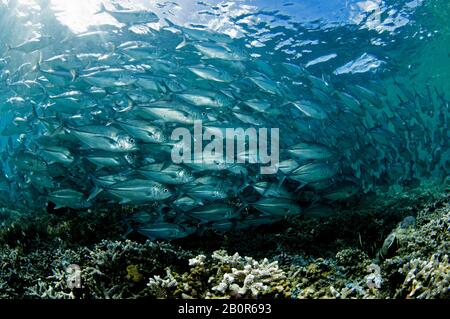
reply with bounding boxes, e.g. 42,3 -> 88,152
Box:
163,189 -> 168,193
129,137 -> 135,144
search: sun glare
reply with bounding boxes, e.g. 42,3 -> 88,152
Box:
49,0 -> 117,33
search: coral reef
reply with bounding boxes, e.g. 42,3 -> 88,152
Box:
395,254 -> 449,298
146,250 -> 290,298
0,184 -> 448,299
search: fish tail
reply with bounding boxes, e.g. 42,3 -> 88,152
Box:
277,175 -> 286,188
176,36 -> 187,50
30,102 -> 39,119
32,54 -> 41,73
95,3 -> 107,15
164,18 -> 176,28
70,69 -> 77,82
87,176 -> 103,202
121,219 -> 134,239
294,182 -> 307,193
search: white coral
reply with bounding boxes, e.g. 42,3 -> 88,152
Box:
189,254 -> 206,267
365,263 -> 382,289
211,251 -> 286,297
147,268 -> 178,298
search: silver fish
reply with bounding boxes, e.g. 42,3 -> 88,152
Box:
137,223 -> 194,241
138,163 -> 194,185
290,162 -> 338,184
291,100 -> 328,120
67,126 -> 137,153
287,142 -> 335,161
96,3 -> 159,25
39,146 -> 75,165
8,36 -> 52,53
176,89 -> 234,108
104,179 -> 172,204
117,119 -> 167,144
187,65 -> 234,83
322,182 -> 359,201
48,189 -> 91,209
251,198 -> 302,218
193,42 -> 247,61
80,68 -> 136,88
187,204 -> 240,223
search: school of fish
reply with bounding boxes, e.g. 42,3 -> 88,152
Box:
0,1 -> 448,240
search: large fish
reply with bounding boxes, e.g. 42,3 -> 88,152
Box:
138,163 -> 194,185
66,126 -> 138,153
137,223 -> 194,241
48,189 -> 91,209
96,3 -> 159,25
102,179 -> 172,204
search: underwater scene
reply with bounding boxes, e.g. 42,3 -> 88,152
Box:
0,0 -> 448,300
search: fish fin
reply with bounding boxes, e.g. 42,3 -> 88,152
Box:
32,59 -> 41,73
87,174 -> 103,201
164,18 -> 176,28
277,175 -> 286,188
159,141 -> 176,148
87,186 -> 103,202
60,33 -> 71,44
176,36 -> 187,50
50,124 -> 67,137
136,228 -> 156,240
112,100 -> 134,113
152,162 -> 165,171
104,119 -> 115,126
246,174 -> 258,184
30,102 -> 39,119
196,199 -> 204,206
91,163 -> 106,171
70,69 -> 77,82
294,183 -> 306,193
396,93 -> 405,104
95,3 -> 107,15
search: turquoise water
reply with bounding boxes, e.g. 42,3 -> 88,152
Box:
0,0 -> 448,240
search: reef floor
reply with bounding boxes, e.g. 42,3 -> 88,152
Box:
0,182 -> 448,299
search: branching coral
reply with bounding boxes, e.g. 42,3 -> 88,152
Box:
144,250 -> 289,299
396,254 -> 449,298
209,251 -> 287,298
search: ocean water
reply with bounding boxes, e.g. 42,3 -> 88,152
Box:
0,0 -> 448,242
